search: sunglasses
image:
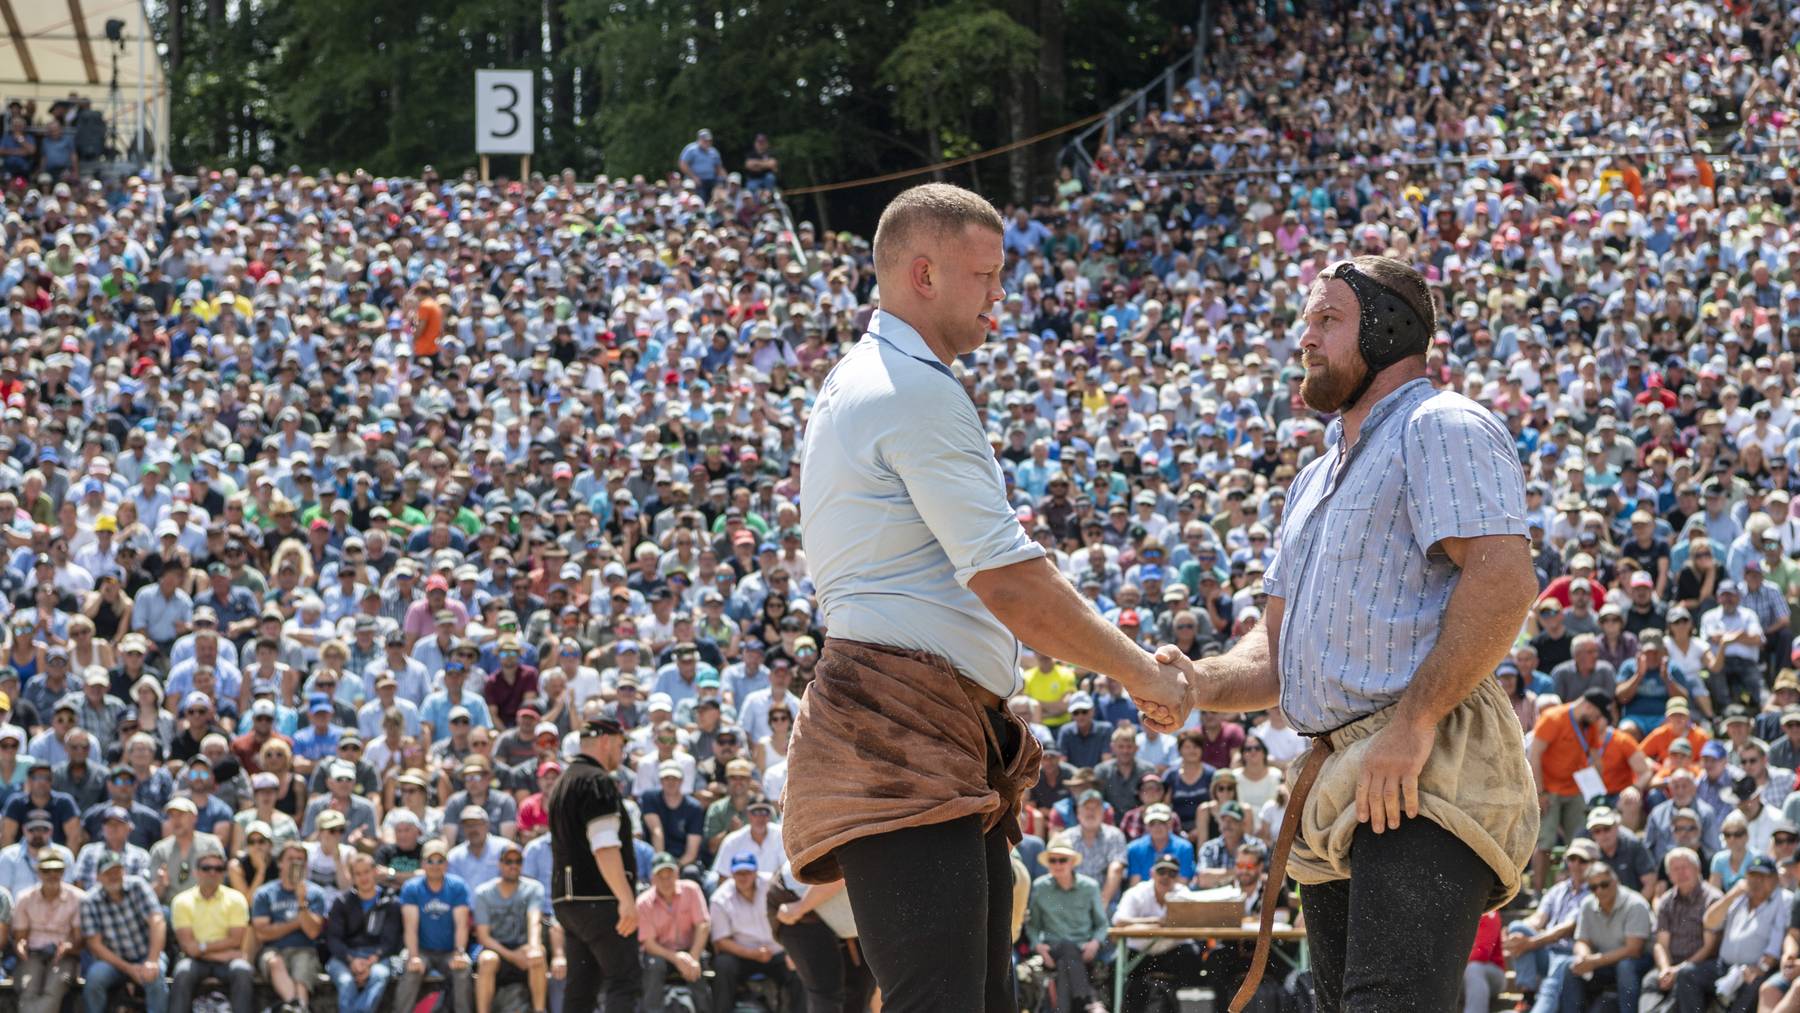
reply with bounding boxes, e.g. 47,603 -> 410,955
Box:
198,864 -> 226,873
1045,856 -> 1072,865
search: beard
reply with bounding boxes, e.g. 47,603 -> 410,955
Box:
1299,356 -> 1369,413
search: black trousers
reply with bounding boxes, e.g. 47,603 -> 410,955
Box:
553,898 -> 641,1013
1300,816 -> 1496,1012
776,917 -> 876,1013
837,814 -> 1016,1012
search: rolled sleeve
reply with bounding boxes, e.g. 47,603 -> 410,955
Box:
884,397 -> 1045,586
1401,403 -> 1529,553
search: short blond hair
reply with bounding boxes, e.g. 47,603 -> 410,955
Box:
872,183 -> 1004,277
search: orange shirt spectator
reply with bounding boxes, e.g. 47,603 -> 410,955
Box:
1532,700 -> 1643,795
1639,701 -> 1709,764
413,294 -> 443,357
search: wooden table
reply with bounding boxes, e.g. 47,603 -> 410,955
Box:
1108,922 -> 1309,1010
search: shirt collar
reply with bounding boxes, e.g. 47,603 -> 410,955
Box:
870,310 -> 943,365
1324,376 -> 1431,449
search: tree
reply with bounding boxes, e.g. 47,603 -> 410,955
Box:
878,2 -> 1040,196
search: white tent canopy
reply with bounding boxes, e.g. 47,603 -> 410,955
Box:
0,0 -> 166,170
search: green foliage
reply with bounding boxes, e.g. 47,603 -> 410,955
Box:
157,0 -> 1193,206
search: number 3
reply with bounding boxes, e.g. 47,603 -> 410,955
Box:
492,84 -> 520,138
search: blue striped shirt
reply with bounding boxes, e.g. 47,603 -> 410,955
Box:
1263,379 -> 1528,734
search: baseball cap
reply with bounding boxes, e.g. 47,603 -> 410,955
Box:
1067,692 -> 1094,712
1144,803 -> 1175,823
729,852 -> 759,873
1586,806 -> 1621,829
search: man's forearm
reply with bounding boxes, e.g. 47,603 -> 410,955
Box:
1392,538 -> 1536,733
1191,621 -> 1279,712
973,558 -> 1156,690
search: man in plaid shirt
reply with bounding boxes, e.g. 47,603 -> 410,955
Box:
79,852 -> 168,1013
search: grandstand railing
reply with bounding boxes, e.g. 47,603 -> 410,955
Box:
1061,0 -> 1216,176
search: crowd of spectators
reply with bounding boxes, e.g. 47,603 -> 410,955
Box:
1,0 -> 1800,1010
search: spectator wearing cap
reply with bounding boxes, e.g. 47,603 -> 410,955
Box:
65,665 -> 126,747
1594,604 -> 1639,673
1122,801 -> 1194,887
733,656 -> 799,747
483,636 -> 539,729
1616,630 -> 1710,736
149,796 -> 225,904
83,764 -> 162,849
1051,789 -> 1127,908
1528,693 -> 1650,891
0,797 -> 75,900
323,851 -> 404,1013
363,632 -> 431,708
1026,841 -> 1109,1013
1194,799 -> 1266,889
301,759 -> 380,844
421,654 -> 494,745
710,799 -> 781,880
1647,769 -> 1723,866
168,844 -> 256,1013
233,772 -> 299,851
1703,580 -> 1767,710
1699,739 -> 1744,815
1504,837 -> 1597,1007
0,757 -> 80,848
1113,851 -> 1206,1009
639,756 -> 704,880
1740,559 -> 1793,681
471,837 -> 548,1013
1055,692 -> 1114,770
1641,696 -> 1711,766
392,837 -> 475,1013
708,849 -> 796,1006
1622,570 -> 1670,637
1532,598 -> 1576,673
447,801 -> 514,888
702,757 -> 761,860
291,691 -> 346,773
443,756 -> 518,845
79,848 -> 169,1013
14,845 -> 82,1013
70,802 -> 149,890
636,851 -> 712,1013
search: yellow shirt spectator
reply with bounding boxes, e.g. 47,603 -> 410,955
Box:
1024,660 -> 1079,728
171,883 -> 250,946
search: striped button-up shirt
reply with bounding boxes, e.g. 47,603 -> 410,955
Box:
1263,379 -> 1529,734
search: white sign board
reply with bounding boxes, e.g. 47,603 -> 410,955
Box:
476,70 -> 534,154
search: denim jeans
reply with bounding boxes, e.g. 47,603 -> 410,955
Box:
1556,954 -> 1648,1013
326,954 -> 397,1013
82,955 -> 169,1013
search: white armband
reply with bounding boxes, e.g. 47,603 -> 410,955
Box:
586,814 -> 621,850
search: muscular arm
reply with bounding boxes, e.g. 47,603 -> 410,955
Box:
970,557 -> 1185,730
1389,534 -> 1538,734
1171,596 -> 1283,713
1358,533 -> 1539,831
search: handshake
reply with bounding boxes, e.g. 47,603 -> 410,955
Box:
1125,645 -> 1205,736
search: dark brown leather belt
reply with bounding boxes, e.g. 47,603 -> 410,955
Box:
1229,736 -> 1332,1013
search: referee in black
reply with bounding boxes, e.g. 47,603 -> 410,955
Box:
547,715 -> 641,1011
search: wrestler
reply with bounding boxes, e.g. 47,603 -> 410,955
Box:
1160,255 -> 1541,1011
781,182 -> 1189,1012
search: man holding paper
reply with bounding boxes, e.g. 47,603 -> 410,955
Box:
1529,691 -> 1635,890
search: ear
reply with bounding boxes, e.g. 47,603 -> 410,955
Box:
908,254 -> 935,301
